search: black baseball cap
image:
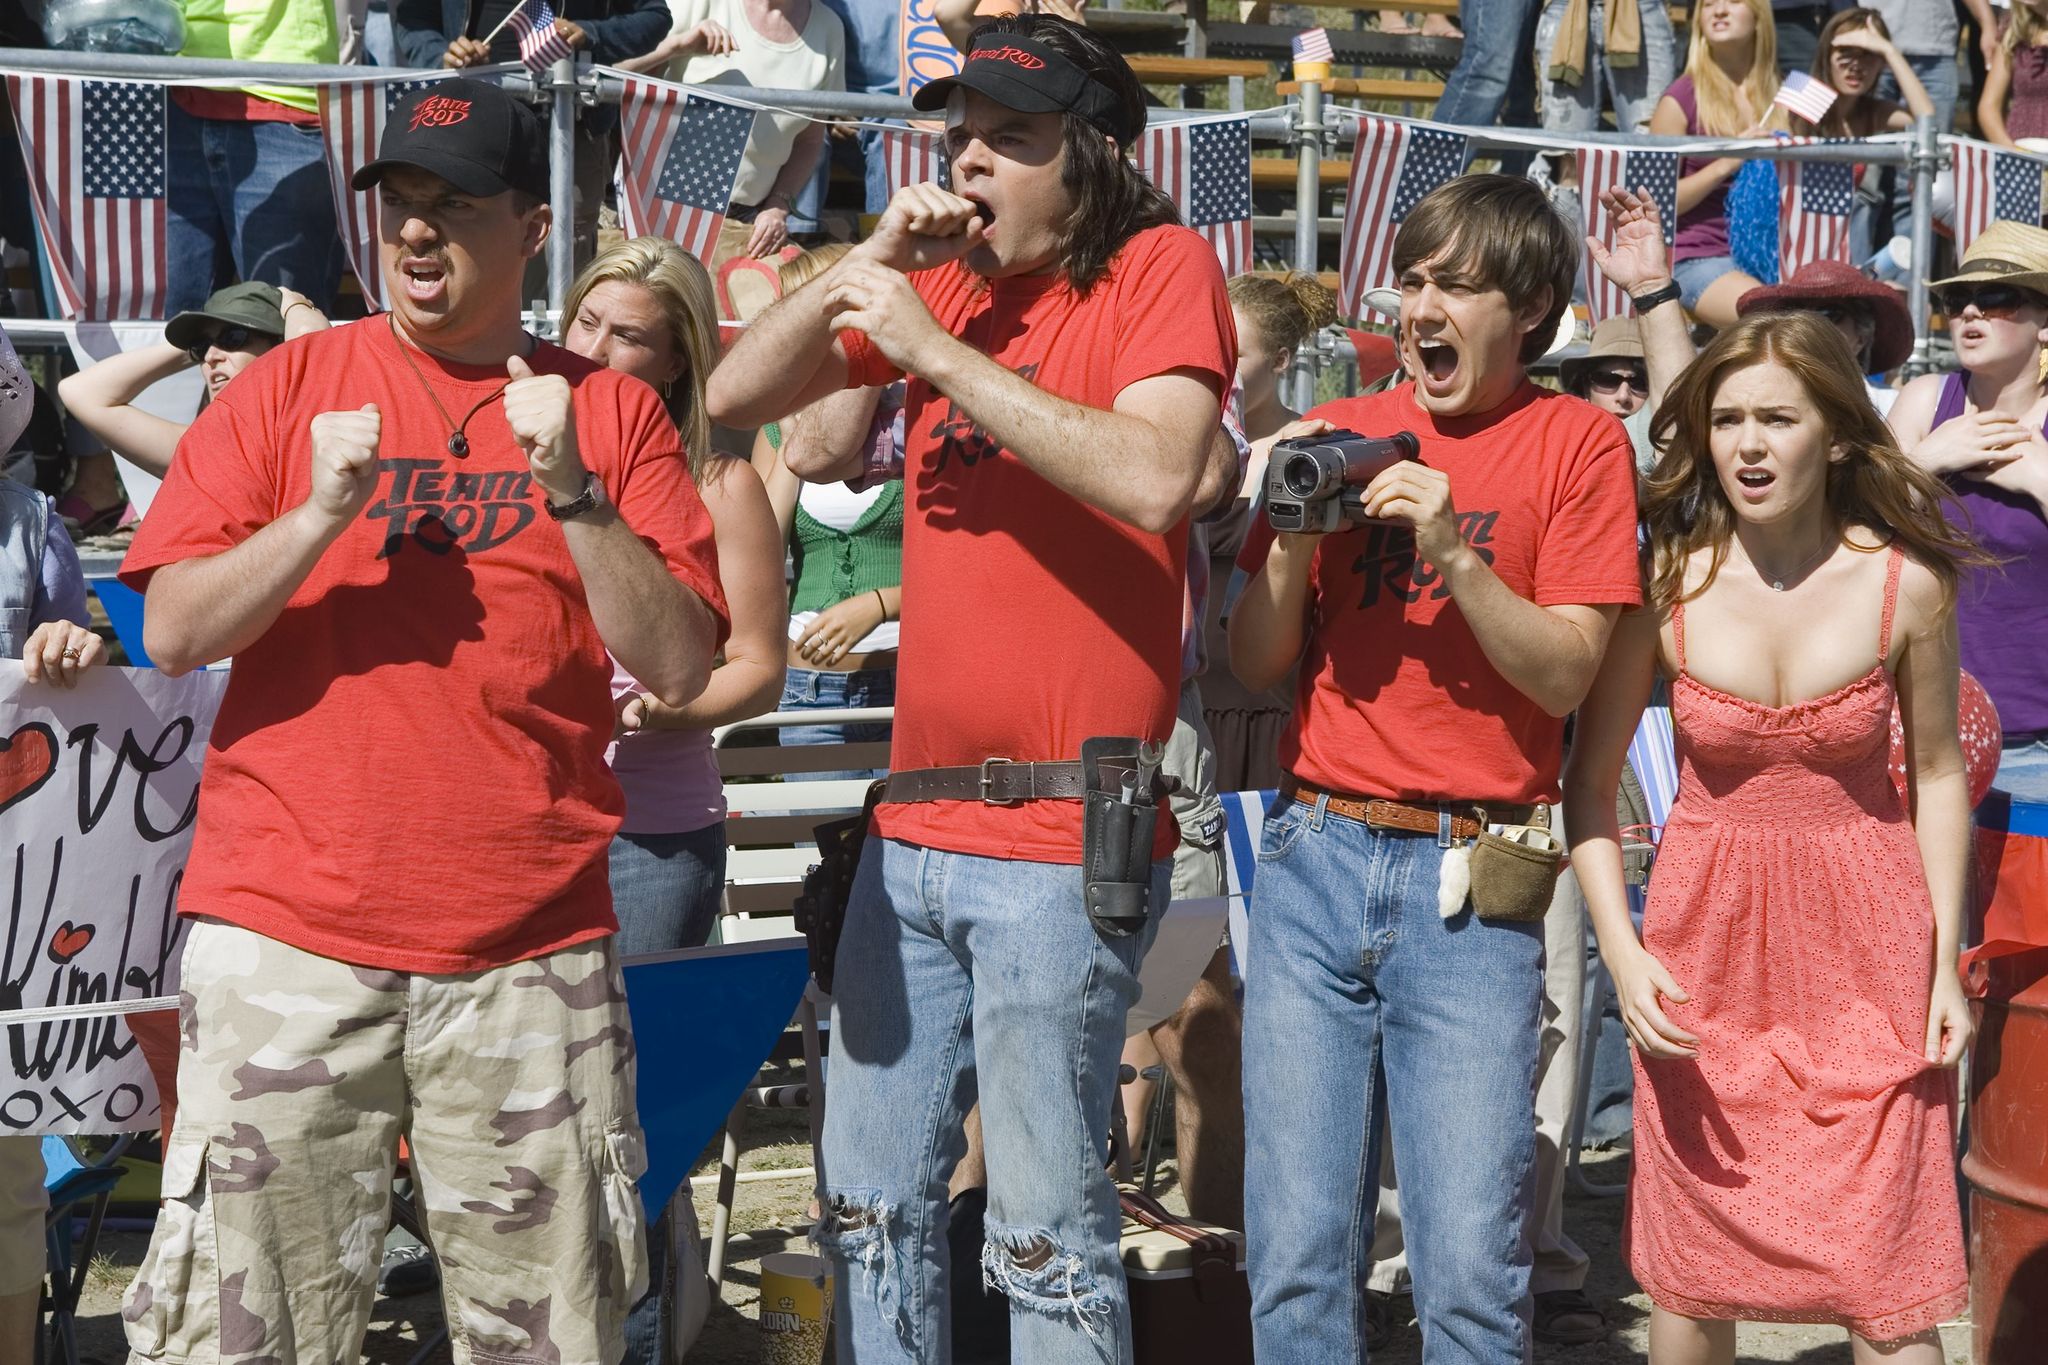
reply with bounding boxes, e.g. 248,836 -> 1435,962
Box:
353,78 -> 548,201
912,30 -> 1140,143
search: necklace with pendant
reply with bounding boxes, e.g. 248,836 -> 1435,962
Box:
1751,537 -> 1836,592
387,315 -> 511,459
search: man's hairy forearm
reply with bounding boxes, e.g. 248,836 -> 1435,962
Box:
1441,553 -> 1615,717
144,504 -> 342,675
562,510 -> 718,707
708,285 -> 841,427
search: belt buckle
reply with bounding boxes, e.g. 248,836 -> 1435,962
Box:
979,757 -> 1022,806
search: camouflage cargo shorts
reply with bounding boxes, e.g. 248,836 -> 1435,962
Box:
123,920 -> 648,1365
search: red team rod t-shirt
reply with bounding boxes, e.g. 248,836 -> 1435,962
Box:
840,225 -> 1236,864
1277,382 -> 1642,805
121,320 -> 729,973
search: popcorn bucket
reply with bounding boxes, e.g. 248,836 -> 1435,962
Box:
758,1251 -> 833,1365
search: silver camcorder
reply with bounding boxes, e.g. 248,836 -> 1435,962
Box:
1264,430 -> 1422,533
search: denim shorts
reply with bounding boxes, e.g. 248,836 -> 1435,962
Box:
1673,252 -> 1740,311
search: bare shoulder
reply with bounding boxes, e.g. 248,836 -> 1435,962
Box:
1887,371 -> 1947,437
1892,551 -> 1951,634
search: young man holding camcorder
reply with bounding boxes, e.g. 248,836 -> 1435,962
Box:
1228,174 -> 1642,1362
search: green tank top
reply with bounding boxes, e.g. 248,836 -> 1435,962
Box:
766,421 -> 906,613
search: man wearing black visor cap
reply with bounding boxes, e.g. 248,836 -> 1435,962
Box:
711,14 -> 1238,1364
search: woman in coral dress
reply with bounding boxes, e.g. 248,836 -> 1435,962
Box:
1564,311 -> 1976,1363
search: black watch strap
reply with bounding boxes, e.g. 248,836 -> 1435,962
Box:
543,471 -> 601,522
1631,281 -> 1682,314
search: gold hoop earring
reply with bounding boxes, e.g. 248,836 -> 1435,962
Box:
661,378 -> 673,399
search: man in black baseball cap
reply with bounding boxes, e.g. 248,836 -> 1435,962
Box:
114,64 -> 728,1365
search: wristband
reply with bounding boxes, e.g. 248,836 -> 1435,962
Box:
1631,281 -> 1682,314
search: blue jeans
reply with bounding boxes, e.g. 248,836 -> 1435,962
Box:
607,825 -> 727,955
1534,0 -> 1676,133
1996,736 -> 2048,805
780,665 -> 895,780
165,104 -> 343,314
1242,795 -> 1545,1364
817,837 -> 1167,1363
1674,252 -> 1739,311
1434,0 -> 1542,131
792,0 -> 901,228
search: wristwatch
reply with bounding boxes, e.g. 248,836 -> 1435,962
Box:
543,471 -> 606,522
1631,280 -> 1683,314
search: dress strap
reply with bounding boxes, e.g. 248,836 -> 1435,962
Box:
1877,544 -> 1905,662
1672,596 -> 1688,674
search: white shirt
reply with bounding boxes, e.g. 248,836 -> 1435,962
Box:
664,0 -> 846,206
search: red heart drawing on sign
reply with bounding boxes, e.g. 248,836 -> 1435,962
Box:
47,922 -> 93,964
0,721 -> 57,817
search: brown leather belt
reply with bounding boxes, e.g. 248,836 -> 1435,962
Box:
1281,777 -> 1541,841
883,759 -> 1172,806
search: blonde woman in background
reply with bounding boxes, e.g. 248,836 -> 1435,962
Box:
563,236 -> 788,953
1650,0 -> 1783,327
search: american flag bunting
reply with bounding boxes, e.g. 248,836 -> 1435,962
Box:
1578,146 -> 1679,324
618,75 -> 756,264
879,125 -> 949,197
1951,137 -> 2047,260
1135,114 -> 1253,277
509,0 -> 576,76
1340,116 -> 1468,320
320,71 -> 474,311
5,75 -> 167,320
1777,145 -> 1856,278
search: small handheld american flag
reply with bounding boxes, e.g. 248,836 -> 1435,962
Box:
508,0 -> 576,75
1773,71 -> 1838,125
1292,28 -> 1334,64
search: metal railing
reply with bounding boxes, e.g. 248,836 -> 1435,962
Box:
0,46 -> 2000,398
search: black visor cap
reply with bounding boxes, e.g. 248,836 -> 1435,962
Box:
911,33 -> 1139,144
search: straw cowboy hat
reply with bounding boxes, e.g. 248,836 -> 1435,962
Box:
1928,219 -> 2048,297
1557,317 -> 1644,392
1736,260 -> 1914,374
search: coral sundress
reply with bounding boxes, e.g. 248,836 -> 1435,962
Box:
1627,548 -> 1968,1337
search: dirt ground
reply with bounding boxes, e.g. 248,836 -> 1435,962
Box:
62,1119 -> 1972,1365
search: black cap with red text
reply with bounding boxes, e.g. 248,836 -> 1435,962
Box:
353,78 -> 549,201
911,31 -> 1139,143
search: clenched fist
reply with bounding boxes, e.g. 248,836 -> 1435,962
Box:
823,258 -> 949,373
307,403 -> 382,524
504,352 -> 585,503
856,184 -> 986,274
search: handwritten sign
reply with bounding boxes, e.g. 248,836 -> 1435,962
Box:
900,0 -> 964,98
0,661 -> 226,1134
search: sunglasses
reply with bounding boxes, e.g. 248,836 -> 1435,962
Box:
1587,368 -> 1648,395
1936,284 -> 2046,320
182,324 -> 259,363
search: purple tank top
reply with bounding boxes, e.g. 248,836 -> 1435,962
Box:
2009,45 -> 2048,145
1931,373 -> 2048,734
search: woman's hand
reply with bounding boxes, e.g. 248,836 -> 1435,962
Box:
1610,944 -> 1699,1059
21,620 -> 105,688
674,19 -> 734,57
276,287 -> 331,340
1913,410 -> 2029,476
794,593 -> 886,668
1925,971 -> 1973,1067
1830,25 -> 1897,59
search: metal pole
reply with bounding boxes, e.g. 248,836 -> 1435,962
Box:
1292,83 -> 1324,413
547,54 -> 577,316
1907,114 -> 1940,377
